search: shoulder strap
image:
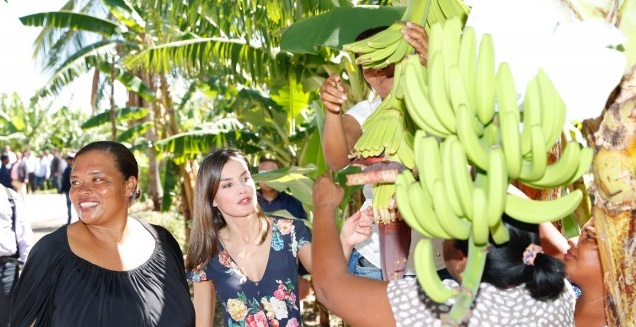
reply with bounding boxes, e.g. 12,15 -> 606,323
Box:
4,186 -> 19,258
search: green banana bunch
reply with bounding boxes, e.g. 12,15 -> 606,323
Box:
343,0 -> 430,70
393,18 -> 594,326
343,0 -> 470,70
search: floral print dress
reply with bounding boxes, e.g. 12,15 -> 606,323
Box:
189,218 -> 311,327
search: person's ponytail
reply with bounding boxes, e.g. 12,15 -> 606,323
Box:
525,252 -> 566,300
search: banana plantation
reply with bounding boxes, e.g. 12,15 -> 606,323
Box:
1,0 -> 635,325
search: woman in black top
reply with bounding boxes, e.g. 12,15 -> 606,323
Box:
11,141 -> 194,326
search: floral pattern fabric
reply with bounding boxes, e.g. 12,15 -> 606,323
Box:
189,218 -> 311,327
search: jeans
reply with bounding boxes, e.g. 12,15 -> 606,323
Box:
348,249 -> 383,280
0,261 -> 19,327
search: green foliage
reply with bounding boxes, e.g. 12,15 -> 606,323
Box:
81,106 -> 149,129
20,11 -> 123,36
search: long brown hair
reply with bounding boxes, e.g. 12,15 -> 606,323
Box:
185,148 -> 270,270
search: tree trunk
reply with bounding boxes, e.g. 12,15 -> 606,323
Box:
182,159 -> 198,242
590,68 -> 636,327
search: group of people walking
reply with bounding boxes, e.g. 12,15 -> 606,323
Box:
1,146 -> 70,199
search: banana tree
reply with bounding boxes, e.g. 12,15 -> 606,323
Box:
567,0 -> 636,325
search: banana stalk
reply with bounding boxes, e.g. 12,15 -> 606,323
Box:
589,88 -> 636,326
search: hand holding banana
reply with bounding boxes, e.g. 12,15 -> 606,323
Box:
401,22 -> 429,66
320,74 -> 349,114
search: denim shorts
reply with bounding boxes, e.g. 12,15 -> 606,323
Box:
348,248 -> 383,280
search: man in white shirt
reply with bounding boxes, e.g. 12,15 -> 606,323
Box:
0,186 -> 34,326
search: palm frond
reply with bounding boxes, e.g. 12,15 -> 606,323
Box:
125,37 -> 276,85
36,54 -> 105,98
154,120 -> 260,164
81,106 -> 149,129
103,0 -> 146,33
117,121 -> 154,143
96,62 -> 155,101
20,11 -> 123,37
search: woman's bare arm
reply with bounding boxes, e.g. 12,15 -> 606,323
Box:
311,174 -> 396,327
193,281 -> 217,327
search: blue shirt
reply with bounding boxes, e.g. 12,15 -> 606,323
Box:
257,191 -> 307,220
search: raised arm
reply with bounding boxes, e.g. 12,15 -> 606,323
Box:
311,174 -> 395,326
320,74 -> 362,170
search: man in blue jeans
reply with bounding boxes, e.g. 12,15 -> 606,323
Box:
1,186 -> 34,326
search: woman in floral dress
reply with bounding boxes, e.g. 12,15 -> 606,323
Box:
186,148 -> 373,327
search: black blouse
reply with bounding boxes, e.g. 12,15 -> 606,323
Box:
10,220 -> 195,327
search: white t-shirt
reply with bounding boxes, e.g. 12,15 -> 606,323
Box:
345,98 -> 444,272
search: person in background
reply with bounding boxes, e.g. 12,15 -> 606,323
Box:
319,23 -> 445,281
1,182 -> 34,327
2,146 -> 16,169
257,158 -> 307,220
34,152 -> 49,192
9,152 -> 27,202
10,141 -> 195,326
22,150 -> 37,194
49,149 -> 62,193
61,155 -> 74,225
185,148 -> 373,327
0,155 -> 11,189
310,174 -> 575,326
256,158 -> 312,300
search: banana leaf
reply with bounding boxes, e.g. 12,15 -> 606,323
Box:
280,5 -> 405,54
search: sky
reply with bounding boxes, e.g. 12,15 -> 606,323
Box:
0,0 -> 113,113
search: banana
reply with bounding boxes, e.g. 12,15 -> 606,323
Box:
428,52 -> 456,133
448,136 -> 474,218
356,43 -> 402,69
409,179 -> 453,239
495,62 -> 519,115
536,69 -> 566,152
441,16 -> 462,71
386,39 -> 414,69
441,137 -> 465,217
365,25 -> 406,49
457,26 -> 477,109
403,57 -> 451,137
489,218 -> 510,245
431,179 -> 472,240
474,33 -> 496,125
504,189 -> 583,224
447,65 -> 484,136
414,238 -> 458,303
485,146 -> 508,227
471,187 -> 489,245
498,110 -> 522,179
427,20 -> 444,55
518,124 -> 548,182
438,0 -> 459,20
395,171 -> 435,238
456,104 -> 490,170
415,133 -> 442,194
447,65 -> 475,118
520,142 -> 591,189
562,146 -> 594,186
520,77 -> 542,156
392,131 -> 416,170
